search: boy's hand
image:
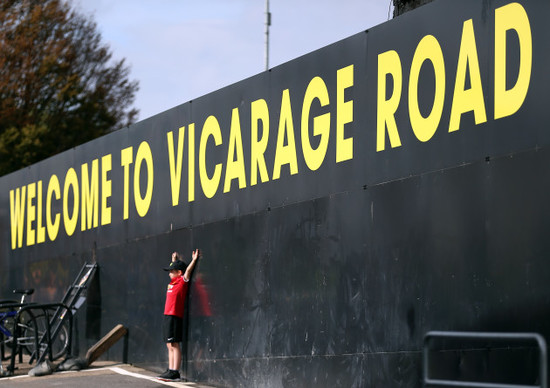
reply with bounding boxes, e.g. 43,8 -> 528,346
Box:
184,249 -> 201,281
171,252 -> 178,262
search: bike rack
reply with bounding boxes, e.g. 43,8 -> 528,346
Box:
29,262 -> 98,364
423,331 -> 548,388
6,303 -> 73,375
1,263 -> 97,375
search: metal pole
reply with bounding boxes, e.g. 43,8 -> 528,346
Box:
265,0 -> 270,71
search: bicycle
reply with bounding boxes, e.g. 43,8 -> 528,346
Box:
0,289 -> 34,360
0,289 -> 69,365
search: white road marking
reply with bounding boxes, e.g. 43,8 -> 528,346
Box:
109,366 -> 191,386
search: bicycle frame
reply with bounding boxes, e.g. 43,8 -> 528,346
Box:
0,311 -> 16,337
0,290 -> 34,337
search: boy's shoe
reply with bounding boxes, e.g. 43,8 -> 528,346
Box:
157,369 -> 180,381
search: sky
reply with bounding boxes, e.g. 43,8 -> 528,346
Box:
74,1 -> 394,121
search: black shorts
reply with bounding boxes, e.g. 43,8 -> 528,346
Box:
163,315 -> 183,343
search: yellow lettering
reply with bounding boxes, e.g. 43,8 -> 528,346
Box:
199,116 -> 223,199
26,182 -> 36,246
188,123 -> 196,202
46,175 -> 60,241
302,76 -> 330,171
224,108 -> 246,193
81,159 -> 99,231
273,89 -> 298,180
377,50 -> 403,151
101,154 -> 112,226
336,64 -> 354,162
409,35 -> 446,142
494,2 -> 532,119
167,127 -> 185,206
449,19 -> 487,132
63,168 -> 79,236
134,142 -> 154,217
121,147 -> 133,220
250,99 -> 270,186
9,186 -> 26,249
36,180 -> 45,244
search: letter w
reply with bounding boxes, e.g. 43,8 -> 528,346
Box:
10,186 -> 26,249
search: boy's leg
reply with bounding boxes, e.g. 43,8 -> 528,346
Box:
166,342 -> 174,369
167,342 -> 181,370
161,315 -> 183,378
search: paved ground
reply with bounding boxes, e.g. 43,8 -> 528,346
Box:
0,359 -> 215,387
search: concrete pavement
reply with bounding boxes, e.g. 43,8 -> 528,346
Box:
0,360 -> 216,387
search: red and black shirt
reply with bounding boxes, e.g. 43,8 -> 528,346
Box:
164,275 -> 189,318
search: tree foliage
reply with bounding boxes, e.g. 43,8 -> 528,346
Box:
0,0 -> 139,175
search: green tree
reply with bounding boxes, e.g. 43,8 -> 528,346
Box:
0,0 -> 139,175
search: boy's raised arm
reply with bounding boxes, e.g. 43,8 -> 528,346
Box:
183,249 -> 201,281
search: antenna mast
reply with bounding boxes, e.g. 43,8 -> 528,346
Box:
265,0 -> 271,71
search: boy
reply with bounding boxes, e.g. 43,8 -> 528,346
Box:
158,249 -> 200,381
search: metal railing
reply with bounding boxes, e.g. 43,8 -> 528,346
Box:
5,303 -> 72,375
423,331 -> 547,388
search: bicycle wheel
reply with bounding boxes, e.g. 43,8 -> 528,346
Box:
17,310 -> 40,356
20,311 -> 70,361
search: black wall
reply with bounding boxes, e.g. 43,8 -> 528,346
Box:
2,0 -> 550,386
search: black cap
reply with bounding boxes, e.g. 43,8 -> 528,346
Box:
163,260 -> 187,271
